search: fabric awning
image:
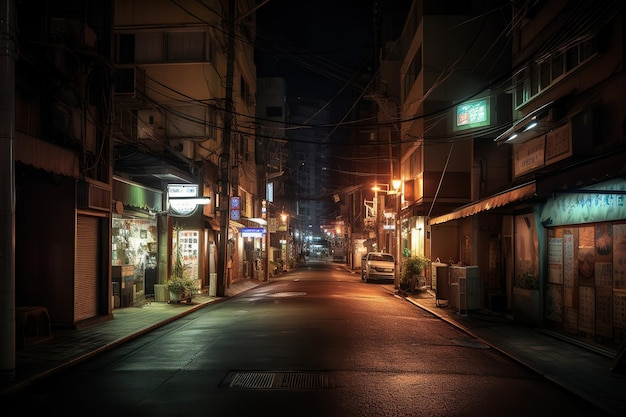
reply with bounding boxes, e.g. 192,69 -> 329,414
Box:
429,182 -> 537,225
113,177 -> 163,211
15,132 -> 80,177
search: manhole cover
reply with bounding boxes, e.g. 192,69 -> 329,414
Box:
222,371 -> 330,389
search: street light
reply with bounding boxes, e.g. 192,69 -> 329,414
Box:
369,184 -> 394,252
371,185 -> 383,250
391,179 -> 401,289
280,212 -> 289,270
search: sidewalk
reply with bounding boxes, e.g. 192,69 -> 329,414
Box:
2,274 -> 626,416
402,288 -> 626,416
0,279 -> 258,396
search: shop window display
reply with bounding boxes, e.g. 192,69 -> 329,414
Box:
547,222 -> 626,348
112,217 -> 158,305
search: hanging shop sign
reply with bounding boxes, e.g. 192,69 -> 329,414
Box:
230,196 -> 241,220
454,97 -> 490,131
168,183 -> 210,216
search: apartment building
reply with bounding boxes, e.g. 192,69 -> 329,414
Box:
112,0 -> 260,299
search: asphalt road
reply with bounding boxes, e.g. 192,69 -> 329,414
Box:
6,262 -> 608,416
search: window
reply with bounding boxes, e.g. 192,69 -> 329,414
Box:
514,69 -> 527,108
135,32 -> 163,63
514,38 -> 598,108
207,31 -> 216,63
167,32 -> 204,62
540,62 -> 551,92
207,109 -> 217,139
402,46 -> 422,101
240,77 -> 251,104
118,34 -> 134,64
551,53 -> 564,80
118,30 -> 214,64
565,47 -> 580,72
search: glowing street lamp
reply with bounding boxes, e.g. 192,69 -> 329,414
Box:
392,179 -> 402,289
280,212 -> 289,269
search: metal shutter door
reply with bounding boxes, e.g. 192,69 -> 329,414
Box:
75,215 -> 99,321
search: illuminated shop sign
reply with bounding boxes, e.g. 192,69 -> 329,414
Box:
241,228 -> 264,238
168,184 -> 210,216
454,98 -> 490,131
230,196 -> 240,220
540,180 -> 626,226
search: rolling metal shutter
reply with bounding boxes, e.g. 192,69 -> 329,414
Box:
75,215 -> 100,321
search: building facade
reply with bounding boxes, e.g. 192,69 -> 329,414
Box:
112,0 -> 260,301
12,0 -> 115,331
5,0 -> 261,345
402,0 -> 626,352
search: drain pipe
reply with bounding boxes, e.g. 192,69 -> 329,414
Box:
0,0 -> 17,380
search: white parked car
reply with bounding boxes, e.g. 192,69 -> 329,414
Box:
361,252 -> 395,283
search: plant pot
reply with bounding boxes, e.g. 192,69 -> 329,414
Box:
169,291 -> 180,302
416,275 -> 426,290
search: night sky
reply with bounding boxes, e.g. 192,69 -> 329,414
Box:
255,0 -> 411,107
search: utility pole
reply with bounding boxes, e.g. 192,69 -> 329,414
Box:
217,0 -> 236,297
0,0 -> 17,379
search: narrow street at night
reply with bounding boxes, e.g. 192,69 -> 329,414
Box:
4,262 -> 609,417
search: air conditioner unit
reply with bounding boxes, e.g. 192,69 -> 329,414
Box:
77,179 -> 111,211
169,140 -> 194,159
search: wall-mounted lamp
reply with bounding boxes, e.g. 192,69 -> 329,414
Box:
168,197 -> 211,205
523,121 -> 538,131
167,183 -> 210,216
504,118 -> 538,142
495,100 -> 555,143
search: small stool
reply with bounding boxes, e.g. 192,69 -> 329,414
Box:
16,306 -> 52,348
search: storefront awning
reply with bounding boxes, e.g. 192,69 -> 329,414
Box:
429,182 -> 537,225
15,132 -> 80,177
113,177 -> 162,212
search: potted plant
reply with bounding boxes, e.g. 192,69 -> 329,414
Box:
166,242 -> 199,302
400,255 -> 431,292
166,275 -> 199,302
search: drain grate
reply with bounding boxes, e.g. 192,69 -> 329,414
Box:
223,371 -> 330,389
230,372 -> 275,388
279,372 -> 328,388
